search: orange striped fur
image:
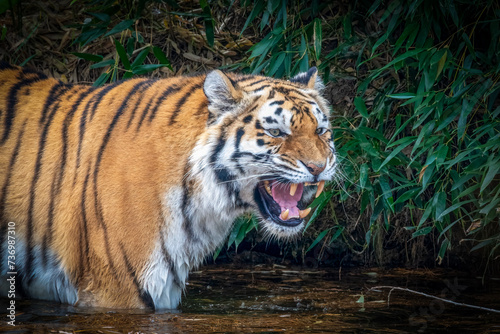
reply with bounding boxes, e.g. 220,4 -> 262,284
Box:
0,63 -> 336,309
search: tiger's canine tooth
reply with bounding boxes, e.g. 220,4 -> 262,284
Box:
290,183 -> 298,196
280,209 -> 289,220
299,207 -> 311,218
315,180 -> 325,198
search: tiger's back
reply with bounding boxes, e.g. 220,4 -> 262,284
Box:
0,63 -> 337,309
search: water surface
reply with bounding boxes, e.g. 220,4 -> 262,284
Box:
2,265 -> 499,333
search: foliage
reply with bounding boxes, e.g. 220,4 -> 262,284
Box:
230,0 -> 500,266
315,0 -> 499,265
72,0 -> 172,85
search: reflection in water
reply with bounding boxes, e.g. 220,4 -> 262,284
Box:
1,265 -> 499,333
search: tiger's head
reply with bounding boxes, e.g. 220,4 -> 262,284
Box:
201,67 -> 337,238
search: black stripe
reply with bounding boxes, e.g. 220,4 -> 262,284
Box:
147,85 -> 182,123
232,127 -> 245,174
73,87 -> 98,178
209,127 -> 246,206
135,94 -> 156,131
89,81 -> 123,121
78,82 -> 122,171
0,121 -> 26,215
270,100 -> 285,106
196,99 -> 208,117
59,87 -> 95,190
252,85 -> 271,93
41,169 -> 59,269
168,83 -> 203,125
0,121 -> 26,269
79,169 -> 91,277
181,163 -> 198,243
93,80 -> 150,227
159,233 -> 182,288
26,100 -> 61,283
234,128 -> 244,150
2,76 -> 42,144
242,115 -> 253,123
243,79 -> 267,88
39,83 -> 71,126
275,86 -> 308,98
22,68 -> 48,80
126,82 -> 152,129
119,243 -> 154,309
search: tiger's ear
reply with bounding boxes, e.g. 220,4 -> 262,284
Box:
204,70 -> 244,115
290,67 -> 324,92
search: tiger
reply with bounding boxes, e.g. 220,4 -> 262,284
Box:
0,63 -> 337,309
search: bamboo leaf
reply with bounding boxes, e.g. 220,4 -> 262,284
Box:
354,97 -> 369,118
114,39 -> 130,70
105,19 -> 135,37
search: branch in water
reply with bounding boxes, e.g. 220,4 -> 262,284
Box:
368,286 -> 500,313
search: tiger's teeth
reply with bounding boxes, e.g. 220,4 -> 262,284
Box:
315,180 -> 325,198
263,180 -> 271,195
290,183 -> 298,196
280,209 -> 289,220
299,207 -> 311,218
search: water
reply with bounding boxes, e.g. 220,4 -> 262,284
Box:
1,265 -> 499,333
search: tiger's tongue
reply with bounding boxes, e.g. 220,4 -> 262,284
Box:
271,183 -> 304,219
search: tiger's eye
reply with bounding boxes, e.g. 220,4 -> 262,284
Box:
269,129 -> 282,137
316,128 -> 327,135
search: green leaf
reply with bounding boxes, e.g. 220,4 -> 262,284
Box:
394,187 -> 420,205
479,197 -> 500,215
114,39 -> 130,70
131,48 -> 150,68
359,164 -> 369,189
378,137 -> 414,171
90,59 -> 115,69
87,12 -> 110,23
412,226 -> 433,238
304,191 -> 333,231
199,0 -> 214,46
437,199 -> 477,220
306,228 -> 331,253
73,52 -> 103,62
437,239 -> 450,264
227,216 -> 247,249
387,92 -> 416,99
470,239 -> 494,252
105,19 -> 135,37
152,46 -> 173,70
132,64 -> 164,75
480,159 -> 500,194
314,18 -> 322,60
93,72 -> 110,86
433,192 -> 446,222
343,14 -> 352,39
241,0 -> 265,34
354,97 -> 369,118
329,226 -> 344,244
417,203 -> 433,228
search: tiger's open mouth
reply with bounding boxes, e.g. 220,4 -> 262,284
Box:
255,180 -> 325,227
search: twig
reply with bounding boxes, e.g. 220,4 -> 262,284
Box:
368,286 -> 500,313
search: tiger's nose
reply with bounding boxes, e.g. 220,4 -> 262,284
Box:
305,162 -> 326,176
